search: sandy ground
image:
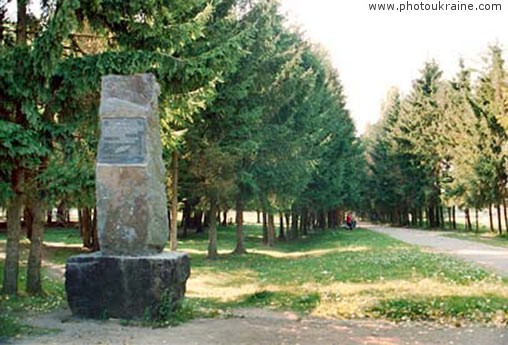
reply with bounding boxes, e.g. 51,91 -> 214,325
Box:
5,308 -> 507,345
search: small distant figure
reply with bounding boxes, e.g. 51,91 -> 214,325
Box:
345,212 -> 356,230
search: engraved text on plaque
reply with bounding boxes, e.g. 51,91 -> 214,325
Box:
98,118 -> 146,164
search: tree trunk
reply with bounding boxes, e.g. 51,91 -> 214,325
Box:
302,208 -> 308,236
24,206 -> 33,240
257,210 -> 261,224
496,204 -> 502,235
182,200 -> 191,236
16,0 -> 27,45
46,210 -> 52,226
26,199 -> 45,294
452,206 -> 456,230
91,207 -> 99,251
285,213 -> 290,237
475,208 -> 479,233
207,194 -> 218,259
267,214 -> 275,246
203,211 -> 211,229
489,205 -> 494,232
56,202 -> 67,227
503,198 -> 508,234
426,207 -> 432,228
80,207 -> 92,248
329,210 -> 336,228
465,208 -> 472,231
194,211 -> 203,233
439,206 -> 445,229
278,212 -> 285,240
233,196 -> 246,254
262,211 -> 268,244
2,0 -> 27,295
222,210 -> 228,226
447,207 -> 452,229
291,205 -> 298,240
170,150 -> 178,251
2,191 -> 23,295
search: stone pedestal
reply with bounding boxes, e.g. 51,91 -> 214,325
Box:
65,252 -> 190,319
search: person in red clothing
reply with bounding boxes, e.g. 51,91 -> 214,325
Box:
346,212 -> 353,230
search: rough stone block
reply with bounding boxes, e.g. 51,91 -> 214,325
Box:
65,252 -> 190,319
96,74 -> 168,256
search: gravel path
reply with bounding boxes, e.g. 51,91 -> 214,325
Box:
365,224 -> 508,276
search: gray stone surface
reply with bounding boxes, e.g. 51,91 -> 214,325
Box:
65,252 -> 190,319
65,74 -> 189,320
96,74 -> 168,256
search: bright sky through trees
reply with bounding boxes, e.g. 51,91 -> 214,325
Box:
279,0 -> 508,133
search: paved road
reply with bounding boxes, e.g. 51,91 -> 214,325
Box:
365,224 -> 508,277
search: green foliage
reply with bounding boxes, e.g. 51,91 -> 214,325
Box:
363,45 -> 508,231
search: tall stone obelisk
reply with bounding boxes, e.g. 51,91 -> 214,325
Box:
65,74 -> 190,319
95,74 -> 168,255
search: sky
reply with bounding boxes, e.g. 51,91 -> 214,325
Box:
278,0 -> 508,133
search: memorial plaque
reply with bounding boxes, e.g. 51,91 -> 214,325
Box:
98,118 -> 146,164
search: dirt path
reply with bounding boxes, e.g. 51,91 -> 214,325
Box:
6,308 -> 507,345
364,224 -> 508,276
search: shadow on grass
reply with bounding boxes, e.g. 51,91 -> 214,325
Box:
183,290 -> 320,316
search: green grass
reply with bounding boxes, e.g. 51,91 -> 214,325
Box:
0,260 -> 66,341
183,227 -> 495,285
178,225 -> 508,325
43,227 -> 83,245
443,231 -> 508,248
1,224 -> 508,338
371,295 -> 508,324
0,228 -> 71,340
0,227 -> 83,245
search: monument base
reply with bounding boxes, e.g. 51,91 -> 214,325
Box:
65,252 -> 190,319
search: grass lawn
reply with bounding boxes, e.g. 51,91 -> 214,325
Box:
442,230 -> 508,249
180,226 -> 508,325
1,224 -> 507,339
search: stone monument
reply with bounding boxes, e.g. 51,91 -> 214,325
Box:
65,74 -> 190,319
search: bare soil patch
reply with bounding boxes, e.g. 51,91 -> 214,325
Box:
7,308 -> 507,345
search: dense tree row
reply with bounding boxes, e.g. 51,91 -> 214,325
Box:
364,45 -> 508,233
0,0 -> 363,295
